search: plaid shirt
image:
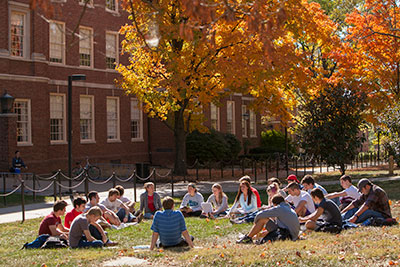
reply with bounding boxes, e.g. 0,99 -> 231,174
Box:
352,184 -> 392,218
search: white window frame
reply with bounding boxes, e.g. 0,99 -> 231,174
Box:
9,5 -> 30,59
14,99 -> 32,146
226,100 -> 235,134
49,20 -> 65,64
106,97 -> 120,142
250,110 -> 257,137
210,103 -> 220,131
79,26 -> 93,68
105,31 -> 119,69
50,93 -> 67,144
79,0 -> 94,8
242,105 -> 248,138
80,95 -> 95,143
130,98 -> 143,141
105,0 -> 118,13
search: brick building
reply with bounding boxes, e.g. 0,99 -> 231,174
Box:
0,0 -> 261,174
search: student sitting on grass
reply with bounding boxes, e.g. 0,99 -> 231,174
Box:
101,188 -> 142,223
228,181 -> 258,224
342,178 -> 392,224
39,200 -> 70,239
201,183 -> 228,218
150,197 -> 194,250
180,183 -> 204,217
69,207 -> 106,248
300,175 -> 328,195
139,182 -> 162,219
299,188 -> 342,231
266,183 -> 281,207
239,175 -> 261,208
85,191 -> 120,227
325,175 -> 361,210
236,195 -> 299,244
115,185 -> 136,214
285,182 -> 315,217
64,197 -> 86,229
267,177 -> 287,198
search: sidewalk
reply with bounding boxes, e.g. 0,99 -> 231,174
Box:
1,175 -> 400,224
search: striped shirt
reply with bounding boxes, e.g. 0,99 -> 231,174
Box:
151,209 -> 187,246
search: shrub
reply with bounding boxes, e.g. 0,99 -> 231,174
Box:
249,129 -> 294,155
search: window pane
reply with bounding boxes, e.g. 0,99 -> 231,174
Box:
79,28 -> 92,66
49,22 -> 64,63
50,95 -> 64,141
106,0 -> 116,11
106,33 -> 117,69
107,98 -> 118,140
80,96 -> 93,140
10,13 -> 24,57
131,99 -> 141,139
14,100 -> 30,143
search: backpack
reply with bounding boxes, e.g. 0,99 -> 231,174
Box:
40,236 -> 69,249
315,223 -> 342,234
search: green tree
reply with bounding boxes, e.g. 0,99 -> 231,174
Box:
295,84 -> 367,174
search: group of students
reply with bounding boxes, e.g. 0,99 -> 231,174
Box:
28,173 -> 394,249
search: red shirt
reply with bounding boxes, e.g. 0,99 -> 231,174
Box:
148,194 -> 155,212
251,187 -> 262,208
64,208 -> 82,229
38,212 -> 61,236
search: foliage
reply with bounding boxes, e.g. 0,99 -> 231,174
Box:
377,105 -> 400,166
186,130 -> 241,163
295,84 -> 367,174
248,129 -> 294,156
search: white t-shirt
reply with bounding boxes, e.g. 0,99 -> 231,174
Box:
344,185 -> 361,200
119,196 -> 131,204
101,198 -> 123,213
286,190 -> 315,213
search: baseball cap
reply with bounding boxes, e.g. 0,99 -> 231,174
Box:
357,178 -> 371,192
287,174 -> 299,183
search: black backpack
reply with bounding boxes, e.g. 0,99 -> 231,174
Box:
40,236 -> 68,249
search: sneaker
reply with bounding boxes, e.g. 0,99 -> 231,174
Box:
136,212 -> 144,223
236,235 -> 253,244
200,214 -> 208,219
105,240 -> 118,247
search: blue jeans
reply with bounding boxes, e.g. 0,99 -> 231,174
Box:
342,208 -> 384,223
76,236 -> 103,248
144,212 -> 155,219
117,208 -> 136,222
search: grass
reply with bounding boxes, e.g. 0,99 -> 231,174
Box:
313,166 -> 400,182
0,194 -> 52,208
1,181 -> 400,266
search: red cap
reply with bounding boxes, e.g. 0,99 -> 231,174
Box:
287,174 -> 299,183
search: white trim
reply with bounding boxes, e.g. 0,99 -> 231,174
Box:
49,20 -> 66,65
14,98 -> 32,146
242,104 -> 247,138
79,0 -> 94,8
0,73 -> 49,83
249,110 -> 257,138
227,100 -> 235,134
106,96 -> 120,142
242,96 -> 254,101
105,31 -> 119,69
130,98 -> 144,142
79,26 -> 94,68
105,0 -> 119,14
50,93 -> 67,144
9,6 -> 30,59
79,95 -> 95,143
210,103 -> 220,131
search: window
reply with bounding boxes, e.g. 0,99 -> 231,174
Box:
79,27 -> 92,67
210,103 -> 220,130
226,101 -> 235,134
80,96 -> 94,142
106,32 -> 118,69
49,21 -> 65,63
242,105 -> 248,137
50,94 -> 66,142
14,99 -> 32,145
106,0 -> 117,11
79,0 -> 94,6
107,97 -> 120,141
10,12 -> 26,57
250,110 -> 257,137
131,99 -> 143,140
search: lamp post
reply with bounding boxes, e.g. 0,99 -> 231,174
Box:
0,92 -> 15,114
68,75 -> 86,191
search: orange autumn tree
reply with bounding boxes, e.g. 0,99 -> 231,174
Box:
116,0 -> 344,175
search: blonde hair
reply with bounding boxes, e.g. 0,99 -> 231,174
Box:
212,183 -> 227,205
144,182 -> 154,192
108,188 -> 120,197
87,206 -> 102,217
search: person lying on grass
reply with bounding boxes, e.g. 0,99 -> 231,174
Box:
299,188 -> 342,231
236,195 -> 299,244
285,182 -> 315,217
101,188 -> 142,223
201,183 -> 228,219
138,182 -> 162,219
64,197 -> 86,229
38,200 -> 70,239
115,185 -> 136,214
180,183 -> 204,217
150,197 -> 194,250
325,175 -> 361,210
69,206 -> 108,248
85,191 -> 120,227
342,178 -> 392,224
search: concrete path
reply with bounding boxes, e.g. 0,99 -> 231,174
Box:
1,175 -> 400,224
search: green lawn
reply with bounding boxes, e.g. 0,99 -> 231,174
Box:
1,181 -> 400,266
0,194 -> 50,208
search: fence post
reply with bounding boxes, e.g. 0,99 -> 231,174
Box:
112,172 -> 116,188
153,169 -> 156,191
242,158 -> 245,176
276,154 -> 279,178
3,174 -> 6,206
295,157 -> 298,177
220,161 -> 224,179
312,159 -> 315,174
231,159 -> 235,178
171,170 -> 174,198
209,162 -> 212,180
133,170 -> 137,203
84,171 -> 89,198
33,174 -> 36,202
196,161 -> 199,181
303,155 -> 306,175
58,171 -> 62,199
254,161 -> 257,183
53,175 -> 57,202
265,159 -> 268,182
21,179 -> 25,223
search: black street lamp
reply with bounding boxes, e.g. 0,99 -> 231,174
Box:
0,92 -> 15,113
68,75 -> 86,189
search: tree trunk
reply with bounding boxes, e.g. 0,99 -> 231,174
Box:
340,162 -> 346,175
173,109 -> 187,176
